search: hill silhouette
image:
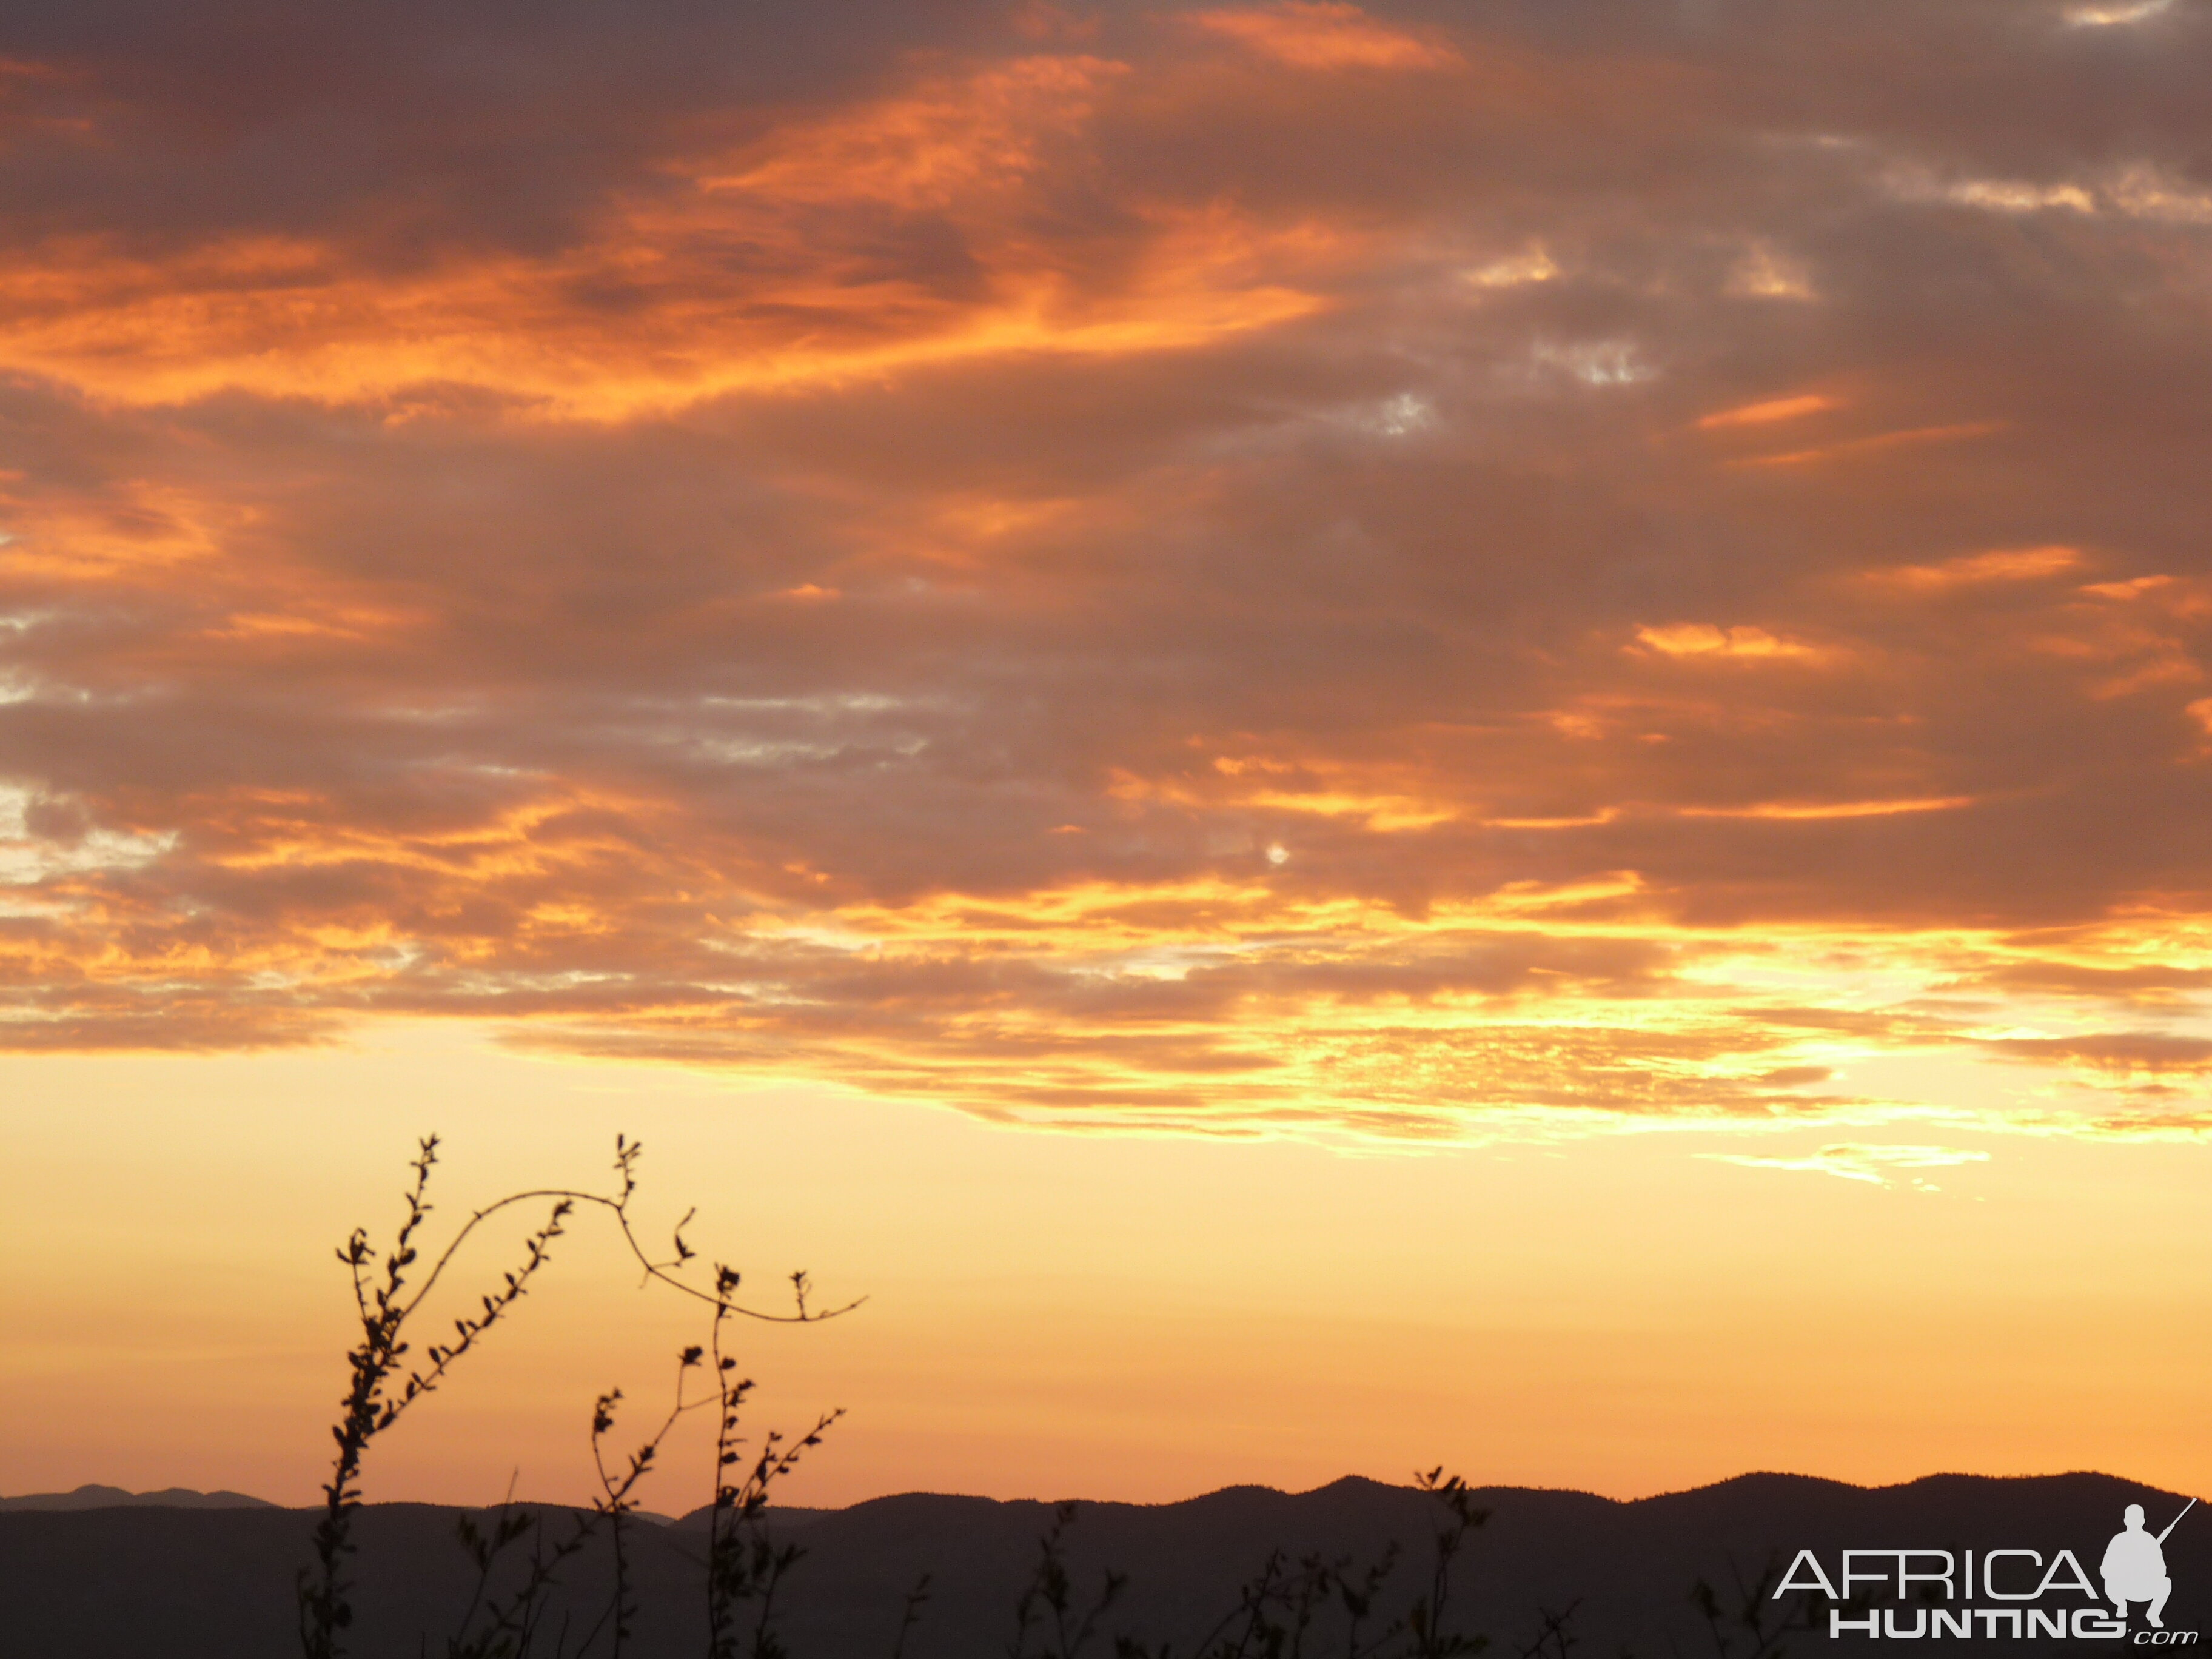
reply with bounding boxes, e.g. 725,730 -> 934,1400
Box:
0,1483 -> 279,1512
0,1471 -> 2199,1655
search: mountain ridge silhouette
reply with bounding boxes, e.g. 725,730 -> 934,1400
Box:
0,1481 -> 280,1512
2,1470 -> 2199,1655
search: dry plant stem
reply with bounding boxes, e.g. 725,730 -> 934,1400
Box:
1689,1557 -> 1821,1659
1112,1471 -> 1483,1659
578,1348 -> 714,1659
1010,1503 -> 1128,1659
1336,1544 -> 1403,1659
449,1507 -> 598,1659
1182,1547 -> 1355,1659
1194,1547 -> 1296,1659
447,1474 -> 532,1648
468,1348 -> 714,1659
299,1134 -> 856,1659
1248,1553 -> 1346,1659
1171,1548 -> 1333,1659
890,1574 -> 933,1659
1404,1469 -> 1489,1659
704,1268 -> 845,1659
1513,1602 -> 1581,1659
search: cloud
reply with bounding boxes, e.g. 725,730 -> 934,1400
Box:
2,2 -> 2212,1142
1696,394 -> 1837,431
1724,422 -> 2008,470
2063,0 -> 2174,27
1466,247 -> 1559,290
1632,625 -> 1826,662
1860,546 -> 2085,592
1702,1143 -> 1992,1189
0,50 -> 1338,416
1185,3 -> 1461,72
1724,244 -> 1816,301
1978,1031 -> 2212,1078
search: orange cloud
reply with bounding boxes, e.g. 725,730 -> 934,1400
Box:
0,480 -> 245,581
1695,393 -> 1837,429
1677,796 -> 1977,820
1187,3 -> 1463,70
1632,624 -> 1827,661
0,55 -> 1351,418
1728,421 -> 2006,468
1862,546 -> 2084,591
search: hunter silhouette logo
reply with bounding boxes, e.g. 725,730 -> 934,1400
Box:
2107,1500 -> 2193,1631
1775,1494 -> 2200,1641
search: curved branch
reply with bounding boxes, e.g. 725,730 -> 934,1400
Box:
398,1173 -> 863,1329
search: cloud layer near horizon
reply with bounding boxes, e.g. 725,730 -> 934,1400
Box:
6,0 -> 2212,1139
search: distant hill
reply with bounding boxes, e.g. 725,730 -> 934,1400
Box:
0,1471 -> 2199,1656
0,1483 -> 279,1512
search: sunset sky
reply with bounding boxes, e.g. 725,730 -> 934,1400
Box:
5,0 -> 2212,1513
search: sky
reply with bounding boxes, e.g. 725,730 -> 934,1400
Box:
4,0 -> 2212,1512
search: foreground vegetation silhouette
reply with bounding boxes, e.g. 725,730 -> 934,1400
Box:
298,1134 -> 850,1659
296,1136 -> 1815,1659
